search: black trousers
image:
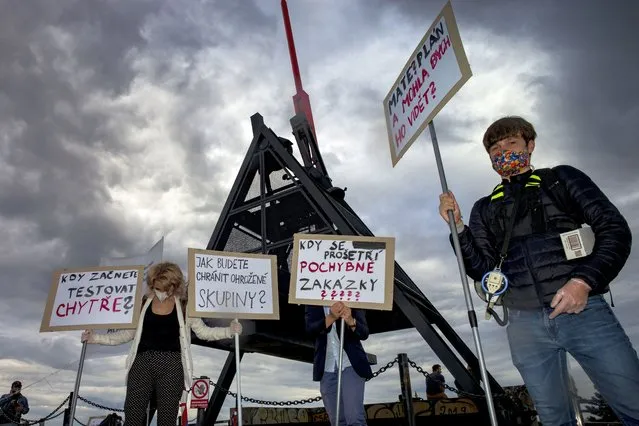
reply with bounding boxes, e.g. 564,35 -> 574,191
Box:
124,351 -> 184,426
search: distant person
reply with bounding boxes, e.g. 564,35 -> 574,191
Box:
82,262 -> 242,426
438,116 -> 639,424
426,365 -> 447,400
0,381 -> 29,426
306,301 -> 373,426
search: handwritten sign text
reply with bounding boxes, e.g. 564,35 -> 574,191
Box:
188,248 -> 279,320
289,234 -> 395,311
41,265 -> 144,332
384,1 -> 472,166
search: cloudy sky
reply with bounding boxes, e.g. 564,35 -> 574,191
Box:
1,0 -> 639,423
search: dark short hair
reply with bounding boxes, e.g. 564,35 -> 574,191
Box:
482,116 -> 537,152
12,381 -> 21,388
432,364 -> 441,372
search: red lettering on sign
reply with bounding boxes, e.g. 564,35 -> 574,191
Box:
395,125 -> 406,148
100,297 -> 111,312
430,36 -> 451,70
112,297 -> 123,312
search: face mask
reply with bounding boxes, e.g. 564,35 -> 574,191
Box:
154,289 -> 169,302
491,149 -> 530,177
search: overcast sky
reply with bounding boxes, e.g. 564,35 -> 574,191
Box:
1,0 -> 639,423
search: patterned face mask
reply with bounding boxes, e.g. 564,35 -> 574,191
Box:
491,149 -> 530,177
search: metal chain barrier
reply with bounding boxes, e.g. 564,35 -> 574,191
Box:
208,356 -> 399,406
406,358 -> 510,400
0,394 -> 70,425
366,357 -> 399,382
77,396 -> 124,413
11,355 -> 530,420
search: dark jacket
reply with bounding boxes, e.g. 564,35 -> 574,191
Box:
452,165 -> 632,310
0,393 -> 29,423
305,305 -> 374,382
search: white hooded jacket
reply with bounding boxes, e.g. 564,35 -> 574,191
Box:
89,296 -> 233,391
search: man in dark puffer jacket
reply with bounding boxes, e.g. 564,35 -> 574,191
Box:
439,116 -> 639,425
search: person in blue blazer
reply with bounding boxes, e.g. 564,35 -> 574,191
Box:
305,301 -> 373,426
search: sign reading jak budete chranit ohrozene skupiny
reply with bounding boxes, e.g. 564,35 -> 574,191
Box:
187,248 -> 280,320
288,234 -> 395,311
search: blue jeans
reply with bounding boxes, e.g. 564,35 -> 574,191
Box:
507,295 -> 639,426
320,367 -> 367,426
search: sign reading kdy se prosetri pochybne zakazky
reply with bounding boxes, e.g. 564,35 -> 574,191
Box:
288,234 -> 395,311
187,248 -> 280,320
40,265 -> 144,332
384,0 -> 472,167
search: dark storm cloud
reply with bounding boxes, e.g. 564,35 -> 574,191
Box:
131,0 -> 280,213
0,0 -> 280,311
2,0 -> 637,417
0,0 -> 162,313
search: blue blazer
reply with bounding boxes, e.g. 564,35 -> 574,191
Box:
305,305 -> 374,382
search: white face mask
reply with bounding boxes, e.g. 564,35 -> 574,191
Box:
154,289 -> 169,302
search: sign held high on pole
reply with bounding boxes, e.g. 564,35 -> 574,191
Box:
383,0 -> 472,167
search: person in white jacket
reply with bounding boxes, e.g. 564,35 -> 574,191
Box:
81,261 -> 241,426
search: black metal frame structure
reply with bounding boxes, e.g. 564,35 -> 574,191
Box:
197,113 -> 504,424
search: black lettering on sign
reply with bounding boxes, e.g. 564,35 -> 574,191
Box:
88,270 -> 138,282
217,257 -> 249,270
299,240 -> 323,251
197,289 -> 268,309
298,278 -> 375,292
197,256 -> 214,268
60,273 -> 86,284
196,270 -> 230,282
65,283 -> 136,298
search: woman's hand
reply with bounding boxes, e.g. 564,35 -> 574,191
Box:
229,319 -> 242,335
81,329 -> 93,343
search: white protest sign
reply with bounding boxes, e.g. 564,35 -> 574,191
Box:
187,248 -> 280,320
288,234 -> 396,311
384,0 -> 472,167
40,265 -> 144,332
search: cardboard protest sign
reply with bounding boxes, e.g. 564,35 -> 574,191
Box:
384,0 -> 472,166
288,234 -> 395,310
40,265 -> 144,332
187,248 -> 279,320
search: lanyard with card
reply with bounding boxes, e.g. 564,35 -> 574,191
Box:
480,186 -> 523,323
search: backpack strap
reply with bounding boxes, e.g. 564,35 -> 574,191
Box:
534,167 -> 584,225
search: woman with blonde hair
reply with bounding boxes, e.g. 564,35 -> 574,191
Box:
82,261 -> 241,426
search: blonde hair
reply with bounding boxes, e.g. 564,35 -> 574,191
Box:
146,261 -> 187,300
